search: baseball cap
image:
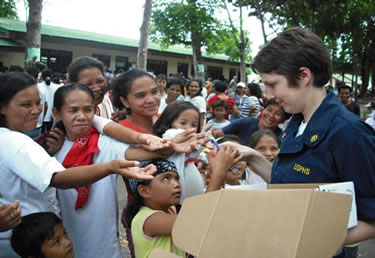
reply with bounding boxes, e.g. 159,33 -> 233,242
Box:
237,82 -> 245,88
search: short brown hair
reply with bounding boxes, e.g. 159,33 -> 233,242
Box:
251,27 -> 332,88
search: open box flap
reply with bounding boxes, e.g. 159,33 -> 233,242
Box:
172,189 -> 351,258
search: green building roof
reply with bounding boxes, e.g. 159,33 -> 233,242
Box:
0,17 -> 231,62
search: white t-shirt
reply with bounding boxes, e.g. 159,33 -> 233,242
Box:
365,111 -> 375,130
39,82 -> 60,122
185,95 -> 207,114
55,134 -> 128,258
158,94 -> 168,114
37,83 -> 47,128
0,128 -> 64,257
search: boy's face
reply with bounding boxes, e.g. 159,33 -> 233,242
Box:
213,106 -> 226,120
41,224 -> 74,258
156,79 -> 167,90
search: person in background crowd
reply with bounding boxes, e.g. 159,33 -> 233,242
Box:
156,74 -> 167,98
228,75 -> 238,95
241,82 -> 263,118
158,78 -> 184,114
207,80 -> 239,121
68,56 -> 114,119
365,102 -> 375,130
207,99 -> 231,130
231,82 -> 248,121
40,69 -> 60,132
213,99 -> 288,145
185,79 -> 207,129
338,84 -> 360,116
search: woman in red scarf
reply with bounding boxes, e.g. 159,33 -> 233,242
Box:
52,82 -> 162,258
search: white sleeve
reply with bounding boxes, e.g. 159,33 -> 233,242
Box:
92,115 -> 112,134
2,132 -> 65,192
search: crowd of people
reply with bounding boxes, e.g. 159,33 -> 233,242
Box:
0,27 -> 374,258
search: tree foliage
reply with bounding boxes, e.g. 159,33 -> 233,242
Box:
243,0 -> 375,94
0,0 -> 18,19
151,0 -> 225,79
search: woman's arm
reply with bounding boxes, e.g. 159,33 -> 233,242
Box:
50,159 -> 156,189
232,104 -> 240,116
221,141 -> 272,183
125,146 -> 164,160
92,115 -> 170,151
344,220 -> 375,244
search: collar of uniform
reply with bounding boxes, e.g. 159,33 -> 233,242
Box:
280,92 -> 339,152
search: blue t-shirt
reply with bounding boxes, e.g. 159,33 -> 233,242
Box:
222,117 -> 260,145
272,92 -> 375,222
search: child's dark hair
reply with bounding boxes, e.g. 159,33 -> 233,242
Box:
166,77 -> 185,92
41,69 -> 52,86
153,101 -> 201,137
125,159 -> 178,228
216,134 -> 241,144
213,99 -> 228,111
11,212 -> 62,258
156,74 -> 167,81
214,80 -> 227,93
112,69 -> 155,113
248,129 -> 280,148
247,82 -> 263,99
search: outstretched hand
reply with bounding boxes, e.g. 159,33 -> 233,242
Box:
137,134 -> 172,152
110,159 -> 156,180
171,129 -> 208,153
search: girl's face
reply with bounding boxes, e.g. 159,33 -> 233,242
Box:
0,85 -> 42,132
77,68 -> 107,106
171,109 -> 199,131
41,224 -> 74,258
156,79 -> 167,91
145,171 -> 181,210
121,76 -> 161,118
188,81 -> 201,97
254,135 -> 279,163
53,89 -> 95,141
166,84 -> 182,101
237,87 -> 244,95
259,104 -> 285,130
225,161 -> 247,185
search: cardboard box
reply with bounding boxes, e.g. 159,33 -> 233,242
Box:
150,184 -> 352,258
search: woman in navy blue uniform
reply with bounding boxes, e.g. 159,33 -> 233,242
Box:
232,27 -> 375,258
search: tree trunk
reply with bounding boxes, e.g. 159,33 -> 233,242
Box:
137,0 -> 153,71
25,0 -> 43,63
189,0 -> 204,81
255,1 -> 267,44
239,0 -> 247,83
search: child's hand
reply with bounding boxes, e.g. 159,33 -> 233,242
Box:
208,144 -> 241,177
0,200 -> 22,232
137,134 -> 172,152
110,159 -> 156,180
